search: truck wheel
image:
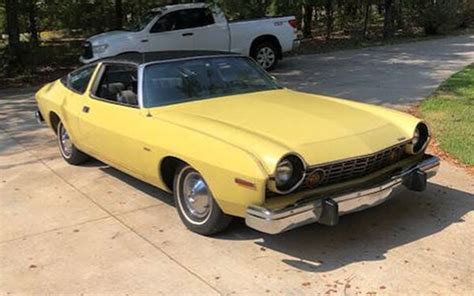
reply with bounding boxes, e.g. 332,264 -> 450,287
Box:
252,42 -> 279,71
173,164 -> 232,235
57,121 -> 89,165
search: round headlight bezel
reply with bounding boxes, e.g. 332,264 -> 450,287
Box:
269,154 -> 306,195
406,122 -> 430,155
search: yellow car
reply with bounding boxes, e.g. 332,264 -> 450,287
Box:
35,52 -> 440,235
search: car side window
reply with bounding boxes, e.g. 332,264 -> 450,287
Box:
150,11 -> 178,33
65,66 -> 95,94
150,8 -> 215,33
183,8 -> 215,28
93,64 -> 139,107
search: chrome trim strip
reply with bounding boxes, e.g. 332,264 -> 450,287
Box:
245,155 -> 440,234
140,54 -> 243,68
138,64 -> 145,109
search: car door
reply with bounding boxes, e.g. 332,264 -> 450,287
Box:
146,10 -> 194,52
79,63 -> 152,177
60,65 -> 97,149
189,7 -> 230,52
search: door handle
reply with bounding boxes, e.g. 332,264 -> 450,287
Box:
82,106 -> 90,113
141,39 -> 149,43
182,33 -> 194,37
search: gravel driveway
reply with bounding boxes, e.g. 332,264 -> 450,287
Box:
1,35 -> 473,295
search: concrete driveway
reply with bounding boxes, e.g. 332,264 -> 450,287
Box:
275,35 -> 474,109
1,35 -> 473,295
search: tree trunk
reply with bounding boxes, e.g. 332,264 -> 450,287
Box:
396,0 -> 404,29
137,0 -> 143,21
302,4 -> 313,38
363,1 -> 371,39
383,0 -> 395,39
28,0 -> 39,47
115,0 -> 123,29
325,0 -> 334,40
5,0 -> 20,56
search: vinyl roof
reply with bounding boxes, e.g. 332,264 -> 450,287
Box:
97,51 -> 239,65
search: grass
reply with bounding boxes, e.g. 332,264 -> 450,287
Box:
420,64 -> 474,166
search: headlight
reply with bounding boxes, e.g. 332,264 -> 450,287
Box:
269,154 -> 305,194
275,159 -> 294,187
93,44 -> 109,54
407,122 -> 430,154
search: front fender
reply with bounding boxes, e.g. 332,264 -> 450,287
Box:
149,118 -> 270,217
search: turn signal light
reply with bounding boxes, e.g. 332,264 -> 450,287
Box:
235,178 -> 256,190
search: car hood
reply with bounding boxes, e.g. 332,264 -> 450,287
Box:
150,89 -> 418,173
87,30 -> 132,45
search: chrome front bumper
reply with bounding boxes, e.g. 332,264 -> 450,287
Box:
245,155 -> 440,234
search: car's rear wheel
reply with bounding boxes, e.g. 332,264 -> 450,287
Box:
57,121 -> 89,165
252,42 -> 279,71
173,164 -> 232,235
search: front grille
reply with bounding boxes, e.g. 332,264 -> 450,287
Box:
82,42 -> 93,59
301,143 -> 407,190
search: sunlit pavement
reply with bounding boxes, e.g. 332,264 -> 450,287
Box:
1,35 -> 473,294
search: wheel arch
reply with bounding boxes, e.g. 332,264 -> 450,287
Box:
49,111 -> 61,135
250,35 -> 283,60
159,156 -> 188,192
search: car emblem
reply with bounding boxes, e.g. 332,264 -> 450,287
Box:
389,150 -> 399,162
305,169 -> 325,188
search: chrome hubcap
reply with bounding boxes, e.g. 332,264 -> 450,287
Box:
182,172 -> 211,219
59,124 -> 72,157
256,47 -> 276,69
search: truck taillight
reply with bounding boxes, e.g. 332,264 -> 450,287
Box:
288,19 -> 298,29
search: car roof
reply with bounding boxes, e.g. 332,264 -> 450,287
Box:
151,3 -> 207,13
96,51 -> 241,66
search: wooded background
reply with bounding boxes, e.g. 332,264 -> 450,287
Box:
0,0 -> 473,82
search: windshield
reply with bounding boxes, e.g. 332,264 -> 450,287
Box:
124,11 -> 161,32
143,57 -> 281,108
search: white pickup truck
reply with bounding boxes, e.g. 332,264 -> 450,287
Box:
80,3 -> 299,70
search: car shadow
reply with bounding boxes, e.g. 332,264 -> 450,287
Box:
98,164 -> 175,207
219,183 -> 473,272
98,164 -> 473,273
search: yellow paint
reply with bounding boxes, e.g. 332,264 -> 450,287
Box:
35,66 -> 424,217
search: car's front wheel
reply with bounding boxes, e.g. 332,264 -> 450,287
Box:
57,121 -> 89,165
173,165 -> 232,235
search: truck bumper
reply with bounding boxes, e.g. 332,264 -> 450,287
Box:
35,110 -> 45,124
245,155 -> 440,234
292,39 -> 301,50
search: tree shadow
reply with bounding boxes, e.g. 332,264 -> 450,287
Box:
274,35 -> 474,108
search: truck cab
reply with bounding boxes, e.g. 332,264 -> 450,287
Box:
80,3 -> 299,70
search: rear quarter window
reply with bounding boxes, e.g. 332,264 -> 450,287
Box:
62,66 -> 96,94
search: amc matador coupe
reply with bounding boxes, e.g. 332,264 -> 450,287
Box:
35,52 -> 439,235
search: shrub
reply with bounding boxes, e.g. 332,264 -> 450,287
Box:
416,0 -> 464,35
